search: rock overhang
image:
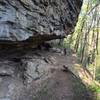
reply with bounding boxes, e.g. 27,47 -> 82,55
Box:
0,0 -> 83,43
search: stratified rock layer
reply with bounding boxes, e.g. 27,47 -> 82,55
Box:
0,0 -> 82,42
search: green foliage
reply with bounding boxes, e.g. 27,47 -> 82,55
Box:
62,38 -> 68,48
88,84 -> 100,93
88,83 -> 100,100
92,0 -> 100,4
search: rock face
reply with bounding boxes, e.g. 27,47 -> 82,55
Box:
0,0 -> 82,42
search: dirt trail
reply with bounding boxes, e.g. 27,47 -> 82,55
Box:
26,51 -> 92,100
31,67 -> 92,100
0,49 -> 93,100
41,70 -> 75,100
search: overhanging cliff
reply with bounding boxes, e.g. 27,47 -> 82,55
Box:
0,0 -> 83,43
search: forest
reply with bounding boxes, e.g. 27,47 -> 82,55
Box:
65,0 -> 100,85
72,0 -> 100,82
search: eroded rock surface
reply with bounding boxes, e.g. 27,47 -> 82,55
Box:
0,0 -> 82,41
